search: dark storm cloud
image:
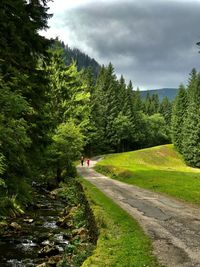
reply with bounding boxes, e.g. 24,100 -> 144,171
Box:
64,0 -> 200,89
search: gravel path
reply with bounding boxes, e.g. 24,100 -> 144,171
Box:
77,159 -> 200,267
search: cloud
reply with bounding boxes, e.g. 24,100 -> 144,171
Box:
55,0 -> 200,89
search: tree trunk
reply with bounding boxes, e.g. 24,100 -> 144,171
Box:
56,165 -> 62,183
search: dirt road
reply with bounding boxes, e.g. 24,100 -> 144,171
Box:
77,159 -> 200,267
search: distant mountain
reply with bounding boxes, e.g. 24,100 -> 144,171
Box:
140,88 -> 178,100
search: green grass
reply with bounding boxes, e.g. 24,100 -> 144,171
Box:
95,144 -> 200,204
80,178 -> 160,267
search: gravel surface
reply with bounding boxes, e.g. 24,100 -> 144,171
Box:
77,160 -> 200,267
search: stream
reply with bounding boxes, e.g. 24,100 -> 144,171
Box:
0,186 -> 70,266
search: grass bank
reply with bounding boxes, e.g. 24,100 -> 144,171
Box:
95,144 -> 200,205
55,179 -> 97,267
80,178 -> 160,267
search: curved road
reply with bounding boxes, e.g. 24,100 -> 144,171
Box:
77,159 -> 200,267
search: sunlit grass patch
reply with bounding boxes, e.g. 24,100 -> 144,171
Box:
95,144 -> 200,204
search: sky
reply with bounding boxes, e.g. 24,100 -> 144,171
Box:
42,0 -> 200,90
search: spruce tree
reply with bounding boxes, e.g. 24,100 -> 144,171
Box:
44,44 -> 90,181
159,96 -> 172,125
0,0 -> 51,185
171,84 -> 188,153
182,72 -> 200,167
89,66 -> 108,153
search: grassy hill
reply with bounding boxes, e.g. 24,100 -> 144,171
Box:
95,144 -> 200,204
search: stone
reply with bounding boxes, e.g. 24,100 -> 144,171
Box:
63,232 -> 72,240
56,216 -> 73,228
23,218 -> 34,223
38,233 -> 50,243
0,221 -> 8,228
38,245 -> 59,257
50,188 -> 61,197
72,227 -> 88,241
10,222 -> 21,231
48,255 -> 61,266
36,263 -> 49,267
72,227 -> 88,236
61,207 -> 69,216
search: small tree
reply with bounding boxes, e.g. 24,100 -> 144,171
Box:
50,120 -> 84,182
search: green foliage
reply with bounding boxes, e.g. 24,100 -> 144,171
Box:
171,69 -> 200,167
44,43 -> 91,181
61,41 -> 101,78
87,62 -> 172,155
182,104 -> 200,167
112,113 -> 133,152
171,84 -> 188,153
181,72 -> 200,167
147,113 -> 170,146
159,96 -> 172,125
0,176 -> 32,216
0,197 -> 15,216
0,0 -> 51,212
0,76 -> 31,176
51,120 -> 84,165
0,153 -> 5,178
0,0 -> 51,76
46,43 -> 91,129
143,92 -> 159,115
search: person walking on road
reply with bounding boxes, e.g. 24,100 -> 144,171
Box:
80,156 -> 84,166
86,158 -> 90,167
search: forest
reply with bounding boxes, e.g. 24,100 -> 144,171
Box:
0,0 -> 199,216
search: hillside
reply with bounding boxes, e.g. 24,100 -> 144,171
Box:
140,88 -> 178,100
95,144 -> 200,204
61,42 -> 101,78
60,42 -> 178,102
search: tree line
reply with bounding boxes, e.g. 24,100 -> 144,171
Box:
171,69 -> 200,168
85,63 -> 171,155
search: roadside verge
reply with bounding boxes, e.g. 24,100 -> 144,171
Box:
79,177 -> 160,267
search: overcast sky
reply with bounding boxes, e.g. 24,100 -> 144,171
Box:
42,0 -> 200,90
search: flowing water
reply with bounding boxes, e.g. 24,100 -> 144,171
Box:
0,187 -> 69,266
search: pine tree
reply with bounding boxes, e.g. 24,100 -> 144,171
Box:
171,84 -> 188,153
159,96 -> 172,125
143,93 -> 160,115
111,77 -> 133,151
0,0 -> 51,184
0,0 -> 51,78
182,72 -> 200,167
44,44 -> 90,181
88,66 -> 108,153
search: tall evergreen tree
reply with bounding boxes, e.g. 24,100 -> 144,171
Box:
111,77 -> 134,151
182,72 -> 200,167
44,44 -> 90,181
88,66 -> 108,153
171,84 -> 188,153
0,0 -> 51,183
159,96 -> 172,125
